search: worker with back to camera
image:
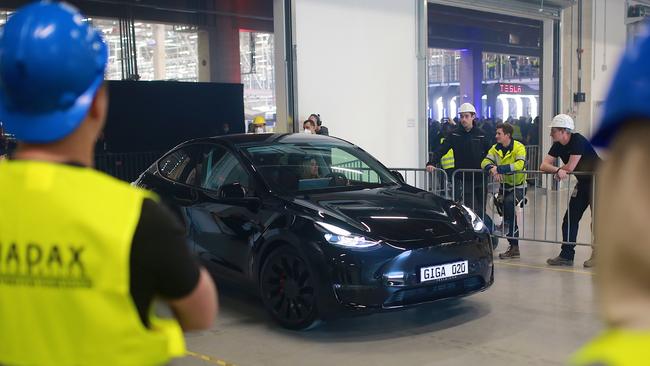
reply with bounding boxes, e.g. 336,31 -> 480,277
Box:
570,22 -> 650,366
481,122 -> 527,259
427,103 -> 494,234
0,2 -> 217,365
539,114 -> 601,267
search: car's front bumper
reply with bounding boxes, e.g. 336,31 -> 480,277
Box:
322,235 -> 493,313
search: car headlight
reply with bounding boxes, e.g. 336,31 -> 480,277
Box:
461,205 -> 486,232
315,222 -> 381,248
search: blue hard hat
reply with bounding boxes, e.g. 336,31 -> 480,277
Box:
0,1 -> 108,143
593,23 -> 650,148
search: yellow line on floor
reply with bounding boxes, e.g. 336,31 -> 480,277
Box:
186,351 -> 237,366
495,260 -> 594,275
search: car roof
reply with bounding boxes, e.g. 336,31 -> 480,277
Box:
183,133 -> 355,149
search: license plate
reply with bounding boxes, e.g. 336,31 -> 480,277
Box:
420,260 -> 468,283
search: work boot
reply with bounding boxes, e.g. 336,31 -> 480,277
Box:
498,245 -> 520,259
583,251 -> 595,268
547,255 -> 574,266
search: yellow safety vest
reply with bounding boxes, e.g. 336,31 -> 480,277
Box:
481,140 -> 527,187
570,329 -> 650,366
440,137 -> 455,170
0,160 -> 185,366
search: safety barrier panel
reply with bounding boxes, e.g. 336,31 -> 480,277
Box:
95,151 -> 162,182
451,169 -> 595,247
390,167 -> 450,199
525,145 -> 540,171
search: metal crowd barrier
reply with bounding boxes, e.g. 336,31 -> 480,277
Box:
387,165 -> 596,248
451,169 -> 595,247
390,167 -> 450,198
525,145 -> 540,171
95,151 -> 162,182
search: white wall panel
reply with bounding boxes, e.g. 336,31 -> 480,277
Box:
294,0 -> 420,168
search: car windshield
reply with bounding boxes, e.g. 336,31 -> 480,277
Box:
243,142 -> 399,194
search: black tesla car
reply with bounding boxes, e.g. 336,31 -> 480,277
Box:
134,133 -> 494,329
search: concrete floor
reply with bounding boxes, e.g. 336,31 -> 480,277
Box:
173,241 -> 600,366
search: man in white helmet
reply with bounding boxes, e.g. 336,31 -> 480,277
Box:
427,102 -> 494,235
540,114 -> 601,267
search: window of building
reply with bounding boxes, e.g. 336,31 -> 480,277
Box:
240,31 -> 276,128
91,18 -> 199,81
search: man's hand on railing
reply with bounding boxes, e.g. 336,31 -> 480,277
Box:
489,166 -> 502,181
555,169 -> 569,181
426,164 -> 436,173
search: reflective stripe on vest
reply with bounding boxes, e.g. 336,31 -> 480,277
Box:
483,141 -> 527,187
570,329 -> 650,366
440,137 -> 455,170
0,160 -> 185,366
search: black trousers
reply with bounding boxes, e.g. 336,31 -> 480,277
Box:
559,181 -> 593,260
502,187 -> 526,246
453,172 -> 494,230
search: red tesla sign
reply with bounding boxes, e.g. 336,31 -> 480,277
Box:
499,83 -> 523,94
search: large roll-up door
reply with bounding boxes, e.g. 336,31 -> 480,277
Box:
428,0 -> 575,20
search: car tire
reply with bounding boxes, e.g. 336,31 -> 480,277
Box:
259,246 -> 321,330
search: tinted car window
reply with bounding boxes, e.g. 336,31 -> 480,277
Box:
244,142 -> 398,193
200,149 -> 250,193
330,147 -> 382,184
158,144 -> 250,192
158,148 -> 196,183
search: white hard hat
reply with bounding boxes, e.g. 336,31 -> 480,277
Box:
458,103 -> 476,114
549,114 -> 575,130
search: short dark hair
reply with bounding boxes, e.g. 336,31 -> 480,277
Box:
496,122 -> 514,137
303,119 -> 316,128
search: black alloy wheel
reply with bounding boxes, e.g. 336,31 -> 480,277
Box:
260,246 -> 320,330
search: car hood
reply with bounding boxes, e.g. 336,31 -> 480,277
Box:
288,186 -> 471,247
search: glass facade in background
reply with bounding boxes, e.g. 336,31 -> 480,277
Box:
481,52 -> 540,129
482,52 -> 540,81
427,49 -> 540,121
427,47 -> 541,159
92,18 -> 122,80
91,18 -> 199,81
240,31 -> 276,127
135,23 -> 198,81
428,49 -> 461,84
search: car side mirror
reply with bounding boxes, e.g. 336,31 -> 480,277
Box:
219,183 -> 247,199
391,170 -> 405,184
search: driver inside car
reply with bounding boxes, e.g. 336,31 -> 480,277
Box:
301,157 -> 321,179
